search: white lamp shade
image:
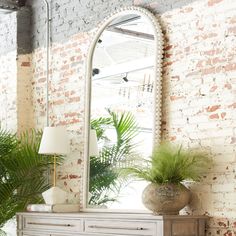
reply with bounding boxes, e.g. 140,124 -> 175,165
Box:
39,127 -> 70,155
89,129 -> 99,156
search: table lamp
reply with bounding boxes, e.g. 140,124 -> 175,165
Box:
39,126 -> 69,205
89,129 -> 99,156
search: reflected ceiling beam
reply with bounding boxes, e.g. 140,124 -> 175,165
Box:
93,56 -> 154,80
108,15 -> 141,28
107,27 -> 154,41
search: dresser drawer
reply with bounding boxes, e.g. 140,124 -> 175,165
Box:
84,219 -> 157,235
23,216 -> 82,232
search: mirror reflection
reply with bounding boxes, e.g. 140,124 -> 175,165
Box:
88,13 -> 156,210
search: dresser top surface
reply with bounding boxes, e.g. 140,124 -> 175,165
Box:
17,211 -> 208,220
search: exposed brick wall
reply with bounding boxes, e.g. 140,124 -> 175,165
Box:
28,1 -> 236,234
0,9 -> 33,133
0,12 -> 17,131
28,0 -> 236,235
17,54 -> 34,133
0,0 -> 235,235
156,0 -> 236,234
26,0 -> 133,49
0,51 -> 17,131
0,12 -> 16,54
26,0 -> 199,49
31,33 -> 90,203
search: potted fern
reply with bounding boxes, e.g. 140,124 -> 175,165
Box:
124,143 -> 211,215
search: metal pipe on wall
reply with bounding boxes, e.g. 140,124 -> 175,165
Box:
43,0 -> 51,127
43,0 -> 51,186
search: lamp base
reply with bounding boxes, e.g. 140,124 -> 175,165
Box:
42,186 -> 67,205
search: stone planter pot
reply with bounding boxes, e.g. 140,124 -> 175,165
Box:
142,183 -> 191,215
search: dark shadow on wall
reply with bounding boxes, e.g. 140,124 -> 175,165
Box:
25,0 -> 199,51
0,0 -> 200,53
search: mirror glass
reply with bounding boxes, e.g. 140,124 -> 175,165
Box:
87,10 -> 160,210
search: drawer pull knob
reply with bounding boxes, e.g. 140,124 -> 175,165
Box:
88,225 -> 147,231
28,222 -> 73,227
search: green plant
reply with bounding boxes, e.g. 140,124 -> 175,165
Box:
123,143 -> 211,184
89,109 -> 139,206
0,129 -> 54,230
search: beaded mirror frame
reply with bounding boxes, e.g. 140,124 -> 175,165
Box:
83,6 -> 164,212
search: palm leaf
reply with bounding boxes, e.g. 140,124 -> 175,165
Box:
0,128 -> 55,229
89,110 -> 139,206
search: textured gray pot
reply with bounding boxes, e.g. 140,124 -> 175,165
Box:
142,183 -> 191,215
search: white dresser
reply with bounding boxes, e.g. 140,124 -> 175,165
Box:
17,212 -> 208,236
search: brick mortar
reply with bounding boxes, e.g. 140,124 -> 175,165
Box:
29,0 -> 236,232
26,0 -> 199,51
0,0 -> 236,235
0,51 -> 17,132
0,12 -> 17,54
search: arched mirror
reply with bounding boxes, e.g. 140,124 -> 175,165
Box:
84,6 -> 163,211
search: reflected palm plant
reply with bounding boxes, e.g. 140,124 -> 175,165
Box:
0,129 -> 52,231
89,109 -> 139,206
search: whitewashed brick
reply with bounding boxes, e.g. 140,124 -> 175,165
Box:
0,0 -> 234,234
212,183 -> 235,193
